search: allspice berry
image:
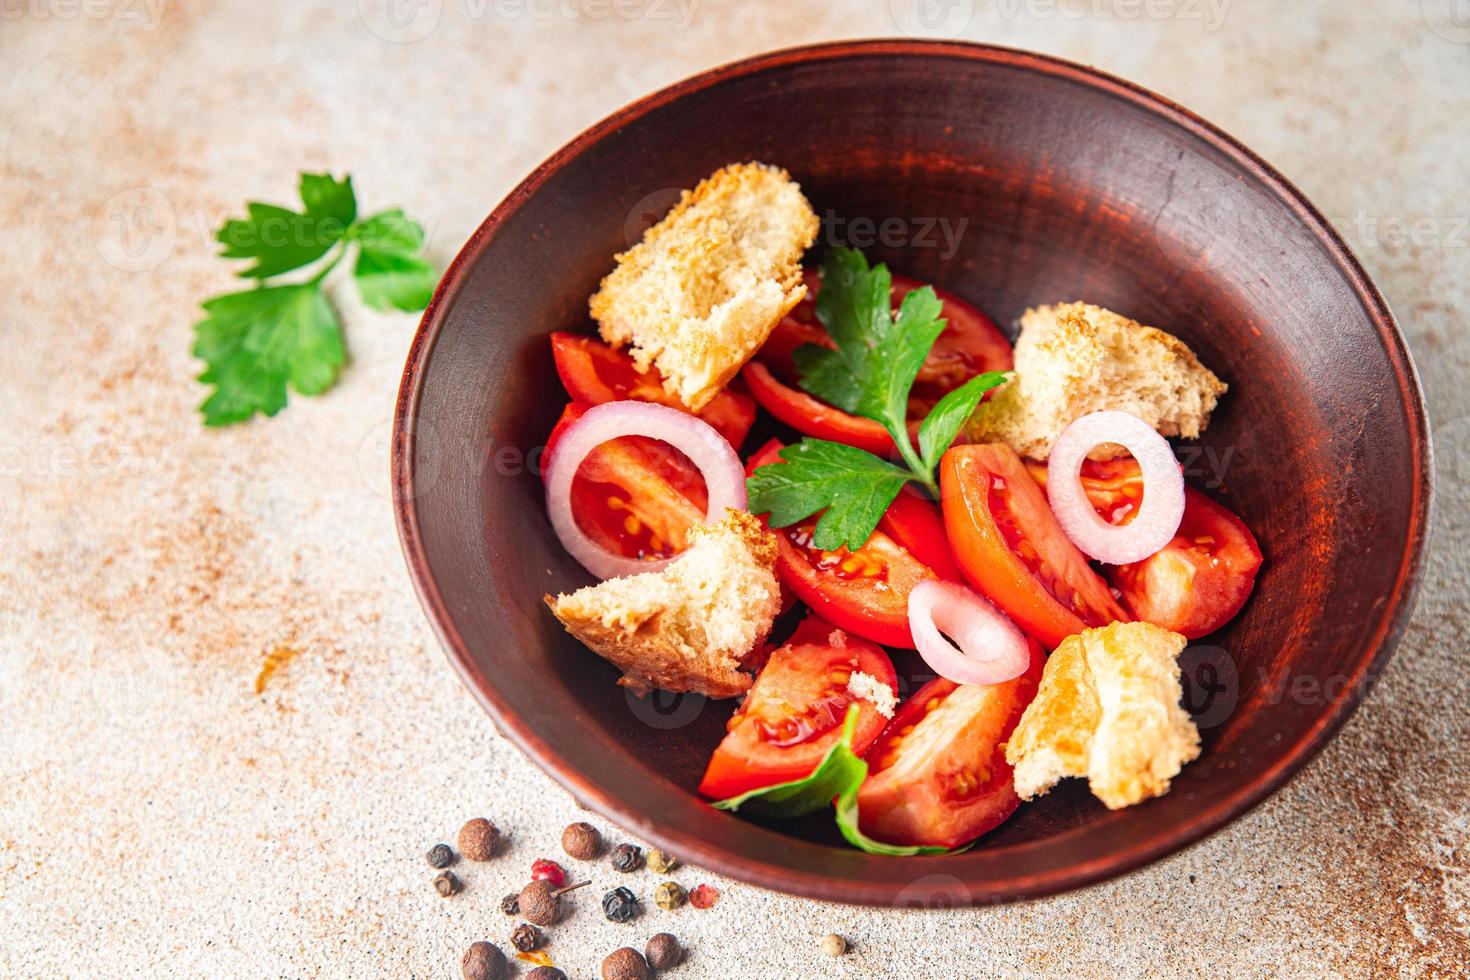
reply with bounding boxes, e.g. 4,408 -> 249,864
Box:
645,932 -> 682,970
459,818 -> 501,861
601,946 -> 650,980
461,941 -> 508,980
518,880 -> 560,926
562,821 -> 603,860
526,969 -> 567,980
820,933 -> 847,957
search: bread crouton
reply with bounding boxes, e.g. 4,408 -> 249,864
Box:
589,162 -> 819,411
1004,621 -> 1200,810
545,510 -> 781,699
969,302 -> 1227,460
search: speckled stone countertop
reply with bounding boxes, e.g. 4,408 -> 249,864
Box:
2,2 -> 1466,977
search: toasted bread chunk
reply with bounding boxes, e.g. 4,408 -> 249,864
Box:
969,302 -> 1227,460
545,511 -> 780,699
589,162 -> 819,411
1005,622 -> 1200,810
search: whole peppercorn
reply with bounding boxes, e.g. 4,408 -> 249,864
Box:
499,893 -> 520,916
653,881 -> 686,911
526,969 -> 566,980
427,843 -> 456,869
561,821 -> 603,860
510,922 -> 545,953
530,858 -> 567,887
461,941 -> 508,980
609,843 -> 643,873
601,947 -> 650,980
433,870 -> 462,897
644,932 -> 682,970
459,818 -> 501,861
601,885 -> 640,923
645,848 -> 678,875
688,883 -> 719,909
820,933 -> 847,957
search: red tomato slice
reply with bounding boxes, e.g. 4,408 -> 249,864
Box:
940,444 -> 1128,649
855,639 -> 1044,849
698,618 -> 897,800
877,492 -> 964,583
1025,458 -> 1263,638
550,332 -> 756,448
544,402 -> 706,561
742,361 -> 898,456
753,268 -> 1013,451
747,439 -> 937,648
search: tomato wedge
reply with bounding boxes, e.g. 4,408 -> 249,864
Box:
1025,458 -> 1263,638
855,639 -> 1044,849
748,440 -> 937,648
550,332 -> 756,448
940,444 -> 1128,648
544,402 -> 706,561
752,268 -> 1013,451
877,491 -> 963,583
698,618 -> 897,800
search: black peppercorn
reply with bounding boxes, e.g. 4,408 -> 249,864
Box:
499,893 -> 520,916
461,941 -> 508,980
433,870 -> 462,897
427,843 -> 456,869
601,947 -> 650,980
602,885 -> 640,923
510,922 -> 545,953
644,932 -> 682,970
609,843 -> 643,873
526,968 -> 566,980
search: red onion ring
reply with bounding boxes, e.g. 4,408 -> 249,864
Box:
907,580 -> 1031,686
544,401 -> 747,580
1047,410 -> 1185,565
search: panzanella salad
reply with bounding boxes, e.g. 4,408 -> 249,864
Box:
539,163 -> 1262,854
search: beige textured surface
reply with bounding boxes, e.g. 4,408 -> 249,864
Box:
2,2 -> 1467,977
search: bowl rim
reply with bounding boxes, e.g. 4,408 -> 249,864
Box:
392,39 -> 1433,905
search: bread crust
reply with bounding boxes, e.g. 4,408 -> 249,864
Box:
970,302 -> 1227,460
545,511 -> 780,699
589,162 -> 819,411
1004,621 -> 1200,810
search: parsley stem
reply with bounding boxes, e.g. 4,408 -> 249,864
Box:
306,238 -> 350,286
891,424 -> 938,496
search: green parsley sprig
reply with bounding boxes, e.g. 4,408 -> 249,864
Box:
746,248 -> 1008,551
193,173 -> 438,426
713,705 -> 960,856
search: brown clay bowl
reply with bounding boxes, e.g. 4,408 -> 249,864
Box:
392,41 -> 1431,906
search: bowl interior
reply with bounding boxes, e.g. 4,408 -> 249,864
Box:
396,43 -> 1427,904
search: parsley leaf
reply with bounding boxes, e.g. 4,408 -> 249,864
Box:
714,705 -> 960,855
193,285 -> 344,426
745,440 -> 914,552
195,174 -> 437,425
917,370 -> 1010,474
748,248 -> 1009,548
352,209 -> 437,312
217,174 -> 357,279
